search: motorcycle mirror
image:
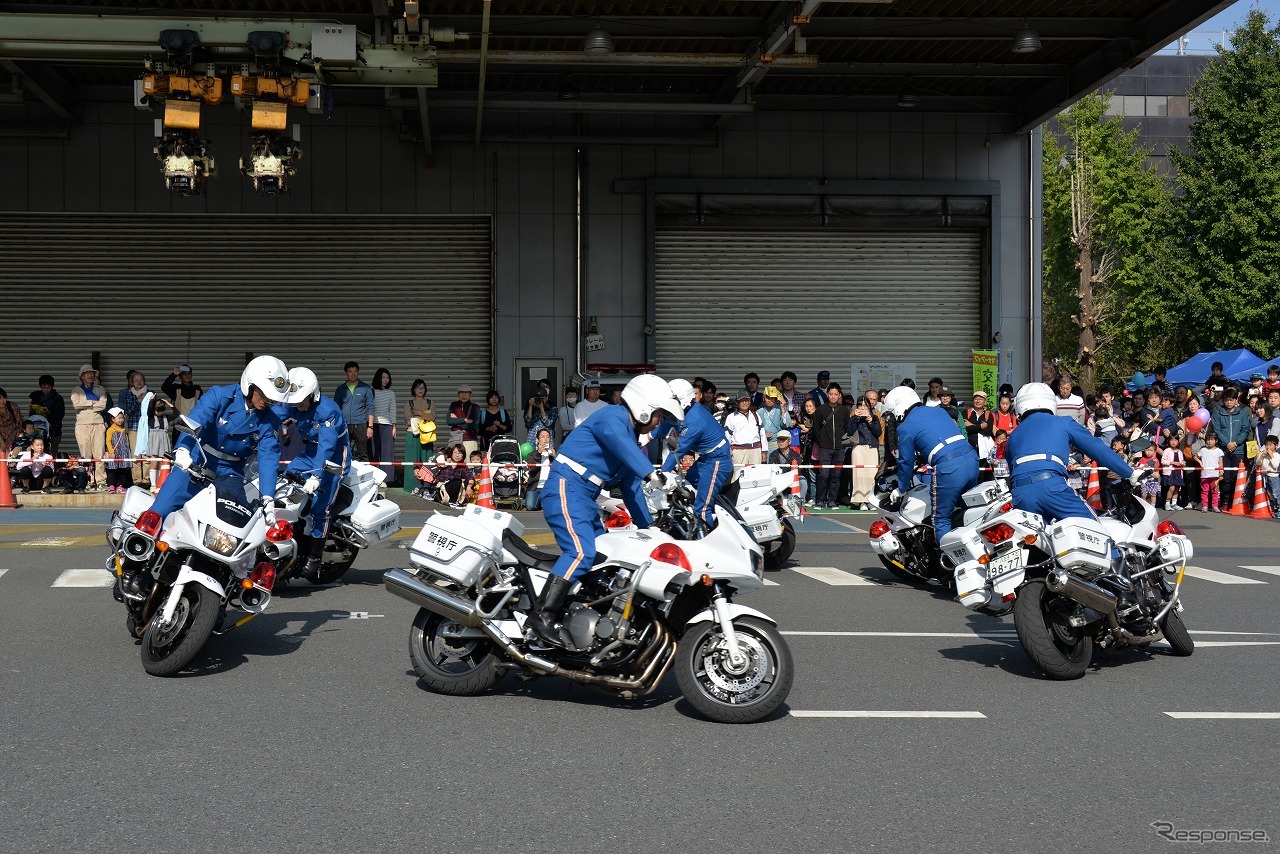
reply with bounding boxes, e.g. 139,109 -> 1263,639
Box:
323,460 -> 343,475
175,416 -> 201,437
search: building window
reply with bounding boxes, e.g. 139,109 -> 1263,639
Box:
1103,96 -> 1122,117
1167,95 -> 1190,117
1123,95 -> 1146,117
1147,96 -> 1168,116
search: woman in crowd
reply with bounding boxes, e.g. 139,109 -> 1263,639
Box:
371,368 -> 398,486
847,395 -> 882,510
0,387 -> 21,452
797,397 -> 819,505
403,378 -> 434,494
525,427 -> 555,511
477,389 -> 512,452
433,444 -> 473,508
119,370 -> 150,482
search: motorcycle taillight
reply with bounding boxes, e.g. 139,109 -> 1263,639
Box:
1156,520 -> 1184,538
134,510 -> 162,538
265,520 -> 293,542
981,523 -> 1015,544
650,543 -> 692,571
869,520 -> 891,539
605,508 -> 632,529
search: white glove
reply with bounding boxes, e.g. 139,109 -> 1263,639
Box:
638,431 -> 652,447
302,476 -> 321,495
173,447 -> 192,472
889,487 -> 902,503
264,506 -> 278,526
1128,469 -> 1147,487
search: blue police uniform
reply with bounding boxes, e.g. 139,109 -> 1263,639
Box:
1006,411 -> 1134,523
542,405 -> 656,581
895,404 -> 979,543
149,384 -> 284,520
276,394 -> 350,538
658,403 -> 733,525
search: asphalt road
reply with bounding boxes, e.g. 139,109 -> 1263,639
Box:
1,507 -> 1278,853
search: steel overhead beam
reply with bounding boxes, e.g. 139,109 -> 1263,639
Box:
435,50 -> 817,68
429,98 -> 755,115
771,62 -> 1065,79
736,0 -> 824,92
417,86 -> 433,167
0,60 -> 75,123
474,0 -> 491,151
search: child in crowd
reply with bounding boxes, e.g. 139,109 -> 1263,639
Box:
1134,444 -> 1161,505
525,428 -> 555,511
679,451 -> 696,474
1198,433 -> 1224,512
1260,435 -> 1280,515
468,450 -> 485,503
58,454 -> 89,494
9,419 -> 39,456
16,437 -> 55,493
992,428 -> 1009,460
1103,435 -> 1128,512
1161,434 -> 1185,510
1093,404 -> 1118,444
104,407 -> 133,494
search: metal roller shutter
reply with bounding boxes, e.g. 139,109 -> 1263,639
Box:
655,227 -> 983,399
0,213 -> 491,425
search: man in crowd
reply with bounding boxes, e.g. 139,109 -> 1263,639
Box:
446,384 -> 480,458
812,384 -> 851,510
779,371 -> 803,416
557,384 -> 579,442
71,364 -> 107,488
572,378 -> 609,426
809,370 -> 833,406
162,363 -> 203,420
334,361 -> 375,460
924,377 -> 945,407
1054,375 -> 1087,424
27,375 -> 65,458
724,392 -> 766,468
1210,388 -> 1252,506
737,373 -> 764,409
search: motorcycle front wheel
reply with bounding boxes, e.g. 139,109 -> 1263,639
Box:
1013,579 -> 1092,680
1161,610 -> 1195,656
762,519 -> 797,570
409,608 -> 501,695
676,616 -> 793,723
140,584 -> 220,676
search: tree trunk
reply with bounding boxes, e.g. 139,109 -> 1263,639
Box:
1075,243 -> 1096,390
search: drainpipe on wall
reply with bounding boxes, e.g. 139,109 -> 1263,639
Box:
1029,125 -> 1044,384
575,142 -> 587,382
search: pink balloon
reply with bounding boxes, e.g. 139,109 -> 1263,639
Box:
1186,416 -> 1203,434
1195,407 -> 1210,423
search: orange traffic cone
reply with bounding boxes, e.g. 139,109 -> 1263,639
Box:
476,453 -> 495,509
1249,467 -> 1273,519
1226,463 -> 1249,516
155,459 -> 171,493
0,458 -> 21,509
1085,460 -> 1103,511
790,458 -> 801,496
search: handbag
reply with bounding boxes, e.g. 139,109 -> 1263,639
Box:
415,463 -> 436,485
418,419 -> 438,444
409,416 -> 420,436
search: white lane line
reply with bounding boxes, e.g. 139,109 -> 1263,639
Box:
1170,641 -> 1280,648
1164,712 -> 1280,720
0,569 -> 7,582
1190,630 -> 1280,636
790,710 -> 987,719
1183,566 -> 1266,585
762,578 -> 781,587
1239,565 -> 1280,578
790,566 -> 878,586
20,537 -> 80,547
814,517 -> 867,533
783,631 -> 1017,639
52,569 -> 114,588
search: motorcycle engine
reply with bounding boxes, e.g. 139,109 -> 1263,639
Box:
564,568 -> 633,652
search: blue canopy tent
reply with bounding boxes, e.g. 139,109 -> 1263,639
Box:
1162,349 -> 1267,388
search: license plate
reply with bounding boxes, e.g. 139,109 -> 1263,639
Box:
988,549 -> 1024,579
751,524 -> 772,537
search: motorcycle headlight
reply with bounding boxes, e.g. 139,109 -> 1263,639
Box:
203,525 -> 238,556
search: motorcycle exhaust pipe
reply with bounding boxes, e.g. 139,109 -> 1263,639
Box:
1045,569 -> 1119,616
383,568 -> 481,628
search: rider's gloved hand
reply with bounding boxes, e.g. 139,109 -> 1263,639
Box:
302,476 -> 321,495
888,487 -> 902,506
264,505 -> 278,526
1128,469 -> 1148,487
638,431 -> 653,448
173,447 -> 193,472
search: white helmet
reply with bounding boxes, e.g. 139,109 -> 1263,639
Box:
285,367 -> 320,405
668,378 -> 696,411
1015,382 -> 1058,418
621,374 -> 684,425
240,355 -> 290,403
884,386 -> 921,420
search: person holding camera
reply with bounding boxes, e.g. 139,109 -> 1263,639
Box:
847,395 -> 882,510
524,386 -> 558,445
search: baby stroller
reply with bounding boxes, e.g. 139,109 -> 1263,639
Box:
487,437 -> 526,508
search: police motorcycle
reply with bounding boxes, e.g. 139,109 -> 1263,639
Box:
940,473 -> 1194,679
383,475 -> 794,724
599,464 -> 802,570
106,433 -> 294,676
867,463 -> 1011,588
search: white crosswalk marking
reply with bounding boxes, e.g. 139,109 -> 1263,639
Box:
0,569 -> 7,583
790,566 -> 878,586
1164,712 -> 1280,720
763,578 -> 780,586
52,569 -> 114,588
1183,566 -> 1266,585
1239,566 -> 1280,578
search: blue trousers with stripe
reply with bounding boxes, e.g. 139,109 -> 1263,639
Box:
689,454 -> 732,526
931,455 -> 979,544
1012,476 -> 1096,524
542,470 -> 606,581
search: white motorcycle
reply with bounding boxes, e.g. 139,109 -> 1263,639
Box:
384,480 -> 794,723
107,457 -> 291,676
941,477 -> 1194,679
868,470 -> 1012,587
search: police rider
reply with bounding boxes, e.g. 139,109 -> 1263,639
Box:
146,355 -> 290,526
529,374 -> 685,649
277,367 -> 351,579
1006,382 -> 1141,523
653,378 -> 733,528
883,386 -> 979,547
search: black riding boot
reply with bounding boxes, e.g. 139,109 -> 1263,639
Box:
527,575 -> 572,648
302,536 -> 325,580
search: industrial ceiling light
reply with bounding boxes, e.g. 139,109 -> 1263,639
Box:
584,26 -> 615,55
896,77 -> 917,108
1012,21 -> 1042,54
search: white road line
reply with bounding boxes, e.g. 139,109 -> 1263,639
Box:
0,569 -> 7,582
1173,641 -> 1280,648
1189,630 -> 1280,636
790,566 -> 878,586
814,517 -> 867,533
763,578 -> 781,586
783,631 -> 1017,639
1239,565 -> 1280,578
52,569 -> 114,588
790,710 -> 987,719
1164,712 -> 1280,720
1183,565 -> 1266,585
20,537 -> 80,547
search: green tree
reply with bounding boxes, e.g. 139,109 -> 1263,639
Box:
1172,10 -> 1280,357
1042,94 -> 1178,388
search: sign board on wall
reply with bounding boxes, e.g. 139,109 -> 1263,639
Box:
851,363 -> 916,397
971,350 -> 999,400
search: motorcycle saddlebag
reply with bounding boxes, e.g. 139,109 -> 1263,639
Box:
962,480 -> 1008,508
117,485 -> 156,526
739,502 -> 782,542
1047,518 -> 1113,574
409,512 -> 501,586
349,498 -> 401,544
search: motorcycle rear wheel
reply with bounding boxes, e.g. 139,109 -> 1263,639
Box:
1013,580 -> 1092,680
140,585 -> 220,676
877,555 -> 932,587
309,543 -> 358,585
409,608 -> 501,695
1161,610 -> 1194,656
676,616 -> 793,724
762,519 -> 797,570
